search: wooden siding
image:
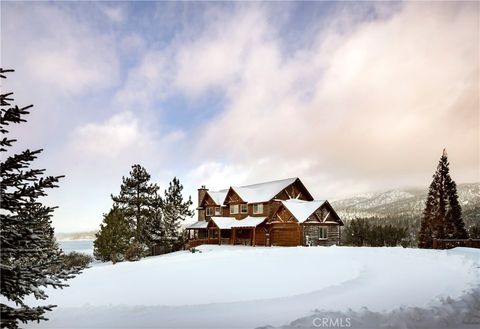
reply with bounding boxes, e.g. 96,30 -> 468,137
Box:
317,225 -> 341,246
254,227 -> 267,246
301,223 -> 339,246
269,223 -> 301,246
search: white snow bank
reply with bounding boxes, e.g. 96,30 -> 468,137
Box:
27,245 -> 362,307
26,246 -> 480,329
268,286 -> 480,329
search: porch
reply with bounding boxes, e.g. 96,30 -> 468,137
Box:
186,217 -> 267,247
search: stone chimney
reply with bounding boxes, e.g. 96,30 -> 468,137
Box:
197,185 -> 208,221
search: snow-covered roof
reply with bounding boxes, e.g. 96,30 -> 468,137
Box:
280,199 -> 326,223
206,190 -> 228,205
230,177 -> 298,203
186,221 -> 209,229
210,216 -> 267,229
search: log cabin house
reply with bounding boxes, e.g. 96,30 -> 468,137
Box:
186,177 -> 343,248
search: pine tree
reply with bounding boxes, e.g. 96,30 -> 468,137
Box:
93,207 -> 133,264
111,164 -> 159,246
443,160 -> 468,239
343,218 -> 371,246
142,191 -> 165,249
418,149 -> 469,248
160,177 -> 194,252
0,69 -> 82,328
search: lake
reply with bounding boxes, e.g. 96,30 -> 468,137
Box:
58,240 -> 94,255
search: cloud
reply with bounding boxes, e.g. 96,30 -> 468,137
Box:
173,7 -> 271,97
69,110 -> 185,164
113,51 -> 170,111
3,1 -> 478,232
54,111 -> 185,232
71,111 -> 148,158
97,3 -> 126,23
2,3 -> 119,96
184,1 -> 478,198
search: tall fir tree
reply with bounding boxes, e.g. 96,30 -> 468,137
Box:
160,177 -> 194,252
111,164 -> 159,245
0,69 -> 82,328
93,207 -> 133,264
418,149 -> 469,248
142,191 -> 166,249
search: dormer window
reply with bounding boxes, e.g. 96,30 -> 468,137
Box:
230,204 -> 239,214
253,203 -> 264,214
206,207 -> 214,216
240,204 -> 248,214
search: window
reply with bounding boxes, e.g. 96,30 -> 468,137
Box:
240,204 -> 248,214
206,207 -> 214,216
230,204 -> 239,214
253,203 -> 264,214
209,229 -> 218,239
319,227 -> 328,239
215,207 -> 221,215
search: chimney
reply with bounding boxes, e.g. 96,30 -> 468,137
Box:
197,185 -> 208,221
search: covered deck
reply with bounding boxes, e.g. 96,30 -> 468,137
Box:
186,217 -> 267,248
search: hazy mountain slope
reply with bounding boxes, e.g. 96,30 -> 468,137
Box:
331,183 -> 480,224
55,231 -> 97,241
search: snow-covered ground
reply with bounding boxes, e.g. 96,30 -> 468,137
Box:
27,246 -> 480,329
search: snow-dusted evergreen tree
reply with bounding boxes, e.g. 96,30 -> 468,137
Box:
111,164 -> 159,245
418,149 -> 468,248
160,177 -> 194,252
142,191 -> 165,249
0,69 -> 82,328
93,207 -> 133,264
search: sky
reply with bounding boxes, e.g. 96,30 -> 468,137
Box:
1,1 -> 479,232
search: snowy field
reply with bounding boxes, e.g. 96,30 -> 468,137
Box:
27,246 -> 480,329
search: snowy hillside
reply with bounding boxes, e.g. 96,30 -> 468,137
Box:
26,245 -> 480,329
331,183 -> 480,220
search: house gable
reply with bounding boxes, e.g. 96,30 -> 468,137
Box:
273,178 -> 314,202
269,206 -> 297,223
224,187 -> 244,204
314,202 -> 343,225
200,193 -> 218,208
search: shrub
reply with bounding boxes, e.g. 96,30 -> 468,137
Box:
50,251 -> 92,273
469,225 -> 480,239
62,252 -> 93,270
125,241 -> 149,261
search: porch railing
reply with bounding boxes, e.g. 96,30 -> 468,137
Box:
186,238 -> 219,249
432,239 -> 480,249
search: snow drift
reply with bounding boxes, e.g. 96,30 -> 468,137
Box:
26,246 -> 480,328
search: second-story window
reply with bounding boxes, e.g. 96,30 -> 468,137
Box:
230,204 -> 239,214
253,203 -> 264,214
240,204 -> 248,214
206,207 -> 214,216
215,207 -> 221,215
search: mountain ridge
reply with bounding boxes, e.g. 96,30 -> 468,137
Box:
331,183 -> 480,224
